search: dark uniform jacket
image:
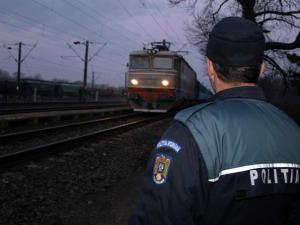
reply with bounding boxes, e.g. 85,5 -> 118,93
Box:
129,86 -> 300,225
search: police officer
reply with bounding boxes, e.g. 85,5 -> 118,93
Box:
129,17 -> 300,225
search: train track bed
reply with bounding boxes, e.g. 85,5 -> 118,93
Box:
0,97 -> 125,106
0,100 -> 128,115
0,105 -> 132,130
0,104 -> 298,225
0,113 -> 154,157
0,107 -> 132,135
0,117 -> 172,225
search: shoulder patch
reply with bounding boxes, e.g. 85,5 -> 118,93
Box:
156,139 -> 181,153
153,154 -> 172,184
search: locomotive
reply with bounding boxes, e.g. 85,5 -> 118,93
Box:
126,40 -> 201,113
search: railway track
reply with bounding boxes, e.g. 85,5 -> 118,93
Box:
0,113 -> 137,142
0,101 -> 128,115
0,113 -> 171,170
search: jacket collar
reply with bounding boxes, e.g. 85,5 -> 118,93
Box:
209,86 -> 266,101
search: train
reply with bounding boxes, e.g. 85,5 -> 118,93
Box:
0,79 -> 82,100
0,78 -> 121,102
125,40 -> 211,112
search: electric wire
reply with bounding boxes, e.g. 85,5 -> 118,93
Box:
0,23 -> 126,63
0,6 -> 130,58
137,0 -> 172,41
61,0 -> 139,46
55,0 -> 137,54
30,0 -> 106,43
0,0 -> 195,85
0,18 -> 77,53
148,0 -> 184,44
0,7 -> 85,42
116,0 -> 155,41
72,0 -> 147,42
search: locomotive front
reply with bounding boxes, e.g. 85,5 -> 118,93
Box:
126,50 -> 178,112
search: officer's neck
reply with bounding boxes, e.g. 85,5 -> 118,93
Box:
214,78 -> 256,93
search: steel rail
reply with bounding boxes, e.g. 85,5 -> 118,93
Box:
0,114 -> 171,170
0,102 -> 129,115
0,99 -> 126,106
0,113 -> 137,142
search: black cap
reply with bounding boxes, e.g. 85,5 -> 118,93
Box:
206,17 -> 265,66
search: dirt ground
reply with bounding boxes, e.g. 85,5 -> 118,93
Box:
1,103 -> 298,225
0,118 -> 172,225
63,104 -> 300,225
68,168 -> 145,225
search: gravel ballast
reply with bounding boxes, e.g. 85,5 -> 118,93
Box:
0,114 -> 147,155
0,118 -> 172,225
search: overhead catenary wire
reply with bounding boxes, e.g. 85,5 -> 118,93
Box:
72,0 -> 147,43
27,56 -> 123,77
95,55 -> 125,66
88,43 -> 107,62
0,6 -> 130,58
61,0 -> 139,46
0,20 -> 41,36
30,0 -> 105,41
148,0 -> 184,45
21,42 -> 38,63
0,17 -> 80,53
50,0 -> 138,54
115,0 -> 156,41
27,57 -> 85,74
0,18 -> 128,62
0,56 -> 11,62
4,46 -> 17,62
1,37 -> 125,81
4,41 -> 37,89
0,0 -> 199,86
137,0 -> 173,41
1,0 -> 148,58
0,7 -> 86,42
0,6 -> 127,85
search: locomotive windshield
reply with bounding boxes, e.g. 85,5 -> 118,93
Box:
130,56 -> 149,69
153,57 -> 173,69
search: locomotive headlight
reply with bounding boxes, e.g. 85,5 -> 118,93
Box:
161,80 -> 169,86
131,79 -> 139,85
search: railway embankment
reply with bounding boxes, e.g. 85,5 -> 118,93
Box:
0,101 -> 299,225
0,117 -> 172,225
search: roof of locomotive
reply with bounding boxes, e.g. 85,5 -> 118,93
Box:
129,50 -> 178,56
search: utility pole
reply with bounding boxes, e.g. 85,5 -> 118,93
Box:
91,71 -> 101,102
83,40 -> 89,89
92,71 -> 95,89
17,42 -> 23,91
91,71 -> 101,89
5,42 -> 37,97
67,41 -> 106,101
71,41 -> 106,89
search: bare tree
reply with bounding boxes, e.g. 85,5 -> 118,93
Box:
169,0 -> 300,85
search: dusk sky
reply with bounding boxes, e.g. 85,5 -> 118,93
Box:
0,0 -> 210,88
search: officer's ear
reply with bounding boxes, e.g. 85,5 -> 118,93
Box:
259,62 -> 265,77
206,57 -> 215,80
206,57 -> 217,92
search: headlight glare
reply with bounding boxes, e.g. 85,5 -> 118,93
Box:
161,80 -> 169,86
131,79 -> 138,85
